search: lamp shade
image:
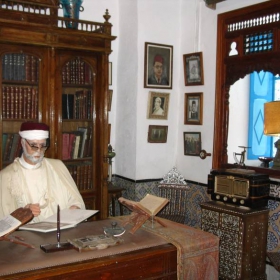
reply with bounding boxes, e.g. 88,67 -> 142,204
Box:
264,101 -> 280,136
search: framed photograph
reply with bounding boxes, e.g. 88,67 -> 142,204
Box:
184,92 -> 203,125
144,42 -> 173,89
183,132 -> 201,156
183,52 -> 204,86
148,125 -> 168,143
108,90 -> 113,111
147,91 -> 170,120
109,62 -> 112,85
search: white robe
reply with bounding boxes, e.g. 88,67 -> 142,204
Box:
0,157 -> 85,222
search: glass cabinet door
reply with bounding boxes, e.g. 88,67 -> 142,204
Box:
1,51 -> 42,168
59,55 -> 96,210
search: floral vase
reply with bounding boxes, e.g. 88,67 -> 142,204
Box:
59,0 -> 84,29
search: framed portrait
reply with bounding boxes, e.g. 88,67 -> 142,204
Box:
109,62 -> 112,85
183,132 -> 201,156
148,125 -> 168,143
184,92 -> 203,125
147,91 -> 170,120
144,42 -> 173,89
108,90 -> 113,111
183,52 -> 204,86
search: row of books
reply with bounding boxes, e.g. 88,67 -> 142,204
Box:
65,162 -> 93,191
62,89 -> 92,119
2,53 -> 39,82
2,133 -> 22,162
62,127 -> 92,160
62,58 -> 93,85
2,86 -> 38,119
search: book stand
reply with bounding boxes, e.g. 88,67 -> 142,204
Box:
0,208 -> 34,248
120,201 -> 167,234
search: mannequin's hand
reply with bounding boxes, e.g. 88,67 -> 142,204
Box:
69,205 -> 80,210
25,203 -> 41,217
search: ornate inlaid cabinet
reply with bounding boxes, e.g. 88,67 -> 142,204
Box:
201,201 -> 269,280
0,1 -> 116,218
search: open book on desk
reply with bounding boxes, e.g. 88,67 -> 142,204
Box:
119,194 -> 169,217
118,194 -> 169,234
19,209 -> 99,233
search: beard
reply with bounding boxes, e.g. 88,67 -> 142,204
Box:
22,144 -> 45,164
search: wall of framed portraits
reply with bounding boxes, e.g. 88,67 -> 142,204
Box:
76,0 -> 268,184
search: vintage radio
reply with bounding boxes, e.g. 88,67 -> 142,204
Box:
207,169 -> 270,208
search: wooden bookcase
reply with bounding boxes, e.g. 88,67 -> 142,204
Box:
0,0 -> 116,218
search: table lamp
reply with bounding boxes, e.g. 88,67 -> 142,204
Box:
264,101 -> 280,168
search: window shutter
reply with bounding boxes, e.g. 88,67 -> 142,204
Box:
248,71 -> 274,159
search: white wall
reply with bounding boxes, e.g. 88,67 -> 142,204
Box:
77,0 -> 268,183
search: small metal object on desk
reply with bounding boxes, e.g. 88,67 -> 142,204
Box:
104,221 -> 125,237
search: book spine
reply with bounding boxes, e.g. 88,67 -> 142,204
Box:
18,87 -> 23,120
70,59 -> 75,84
83,163 -> 88,191
2,86 -> 6,119
31,56 -> 37,83
87,90 -> 92,119
14,87 -> 19,119
25,54 -> 31,82
80,60 -> 85,84
2,133 -> 8,160
10,86 -> 14,119
9,133 -> 20,161
66,61 -> 70,84
62,133 -> 70,160
13,54 -> 17,81
22,87 -> 28,119
20,54 -> 26,81
76,164 -> 81,190
4,133 -> 14,161
87,164 -> 92,189
34,88 -> 38,119
2,54 -> 8,80
6,86 -> 10,119
27,88 -> 31,118
31,88 -> 37,119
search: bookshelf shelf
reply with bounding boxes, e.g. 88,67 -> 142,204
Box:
0,1 -> 116,218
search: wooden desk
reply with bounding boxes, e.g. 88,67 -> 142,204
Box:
0,219 -> 177,280
108,183 -> 125,216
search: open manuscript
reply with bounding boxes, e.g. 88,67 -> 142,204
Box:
0,208 -> 34,248
118,194 -> 169,234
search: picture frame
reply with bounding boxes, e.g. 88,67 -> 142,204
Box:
109,62 -> 112,85
108,90 -> 113,111
147,91 -> 170,120
144,42 -> 173,89
183,132 -> 201,156
148,125 -> 168,143
183,52 -> 204,86
184,92 -> 203,125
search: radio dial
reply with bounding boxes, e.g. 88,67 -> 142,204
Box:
232,198 -> 237,203
240,200 -> 245,205
223,196 -> 228,201
216,195 -> 220,200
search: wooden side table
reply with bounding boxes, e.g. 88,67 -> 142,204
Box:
201,201 -> 269,280
108,183 -> 125,216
